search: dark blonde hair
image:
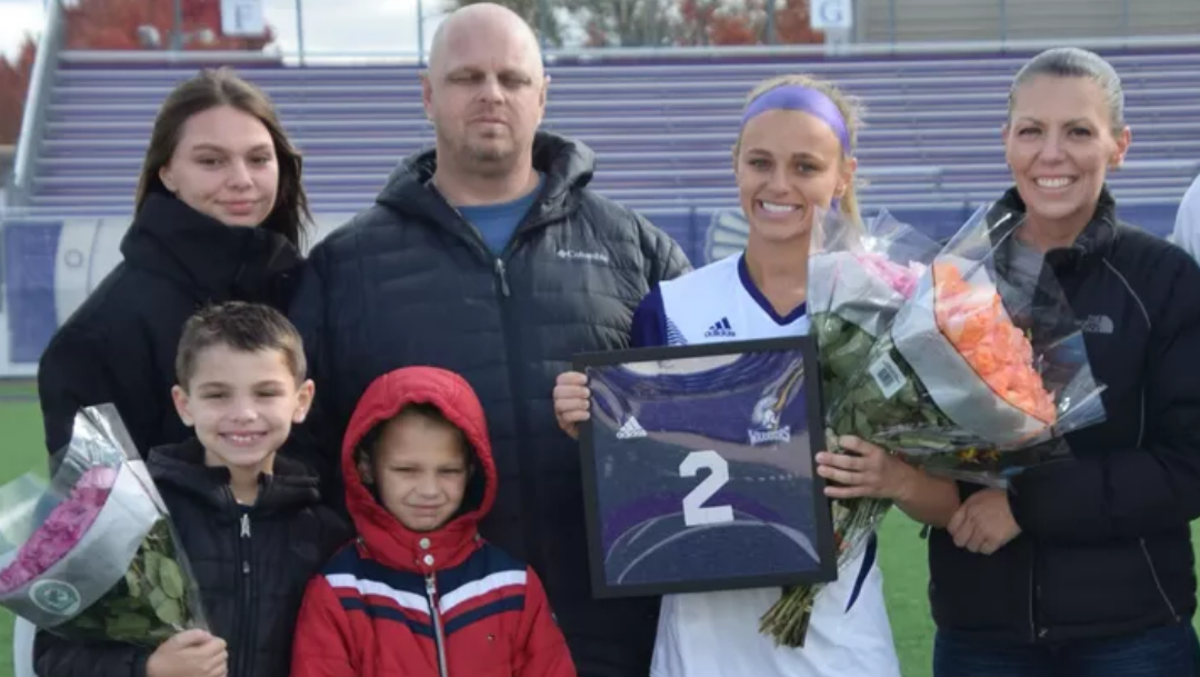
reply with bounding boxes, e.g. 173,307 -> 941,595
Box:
733,74 -> 865,226
135,67 -> 311,248
1008,47 -> 1126,134
175,301 -> 306,387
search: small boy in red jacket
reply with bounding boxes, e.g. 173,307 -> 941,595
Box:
291,366 -> 576,677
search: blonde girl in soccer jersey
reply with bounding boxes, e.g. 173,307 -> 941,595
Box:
551,74 -> 962,677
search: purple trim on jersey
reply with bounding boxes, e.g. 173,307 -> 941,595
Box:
741,85 -> 851,152
846,534 -> 878,613
737,256 -> 807,325
629,286 -> 668,348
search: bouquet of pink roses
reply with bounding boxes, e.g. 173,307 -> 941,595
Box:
758,209 -> 940,646
807,208 -> 941,426
806,208 -> 942,560
0,404 -> 206,645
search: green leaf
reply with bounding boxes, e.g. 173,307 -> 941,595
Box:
66,614 -> 104,631
143,550 -> 163,587
105,612 -> 152,642
153,597 -> 184,626
124,569 -> 142,599
158,558 -> 185,600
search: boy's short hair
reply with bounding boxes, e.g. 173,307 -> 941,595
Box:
355,403 -> 473,472
175,301 -> 307,387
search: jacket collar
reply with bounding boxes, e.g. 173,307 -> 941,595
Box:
986,185 -> 1119,267
341,367 -> 496,576
147,437 -> 322,519
371,131 -> 595,255
120,190 -> 304,306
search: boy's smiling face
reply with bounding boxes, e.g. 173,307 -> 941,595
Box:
361,410 -> 472,533
172,343 -> 313,475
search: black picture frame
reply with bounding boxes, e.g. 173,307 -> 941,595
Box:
573,335 -> 837,599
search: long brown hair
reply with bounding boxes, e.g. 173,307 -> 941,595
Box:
134,67 -> 311,248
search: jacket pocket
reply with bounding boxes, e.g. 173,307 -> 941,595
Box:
1139,538 -> 1181,622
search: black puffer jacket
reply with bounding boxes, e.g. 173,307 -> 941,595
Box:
928,187 -> 1200,644
37,191 -> 304,459
34,439 -> 350,677
289,131 -> 691,677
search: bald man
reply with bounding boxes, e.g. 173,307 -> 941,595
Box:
289,4 -> 691,676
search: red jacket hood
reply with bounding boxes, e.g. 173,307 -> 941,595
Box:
341,366 -> 497,573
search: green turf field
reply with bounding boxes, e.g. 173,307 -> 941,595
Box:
0,381 -> 1194,677
0,384 -> 43,677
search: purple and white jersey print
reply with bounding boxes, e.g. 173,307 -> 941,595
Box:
588,348 -> 822,589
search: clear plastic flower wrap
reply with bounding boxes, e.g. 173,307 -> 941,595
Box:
0,404 -> 207,646
808,207 -> 942,407
831,205 -> 1107,468
760,204 -> 1108,648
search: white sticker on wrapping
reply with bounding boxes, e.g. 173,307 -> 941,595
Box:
869,354 -> 907,399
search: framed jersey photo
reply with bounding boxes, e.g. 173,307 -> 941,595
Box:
573,336 -> 837,599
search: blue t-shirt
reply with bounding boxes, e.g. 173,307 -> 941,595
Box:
457,173 -> 545,255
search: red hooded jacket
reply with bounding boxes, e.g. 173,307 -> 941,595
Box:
291,367 -> 575,677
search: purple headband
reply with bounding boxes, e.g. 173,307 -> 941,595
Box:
741,85 -> 852,152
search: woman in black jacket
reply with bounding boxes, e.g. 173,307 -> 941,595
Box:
36,66 -> 311,461
929,47 -> 1200,677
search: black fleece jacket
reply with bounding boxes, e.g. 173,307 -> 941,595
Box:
928,187 -> 1200,644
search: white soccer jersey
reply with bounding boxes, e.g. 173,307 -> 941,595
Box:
648,253 -> 900,677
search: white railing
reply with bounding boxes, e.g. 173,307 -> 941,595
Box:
8,0 -> 67,207
53,32 -> 1200,68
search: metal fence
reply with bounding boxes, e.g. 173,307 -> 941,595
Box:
24,0 -> 1200,66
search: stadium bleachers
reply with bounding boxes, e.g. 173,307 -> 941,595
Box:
2,46 -> 1198,372
23,46 -> 1200,218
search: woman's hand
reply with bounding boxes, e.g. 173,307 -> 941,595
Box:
815,436 -> 916,501
552,371 -> 590,440
947,488 -> 1021,555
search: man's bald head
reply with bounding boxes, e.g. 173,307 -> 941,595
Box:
420,2 -> 549,184
428,3 -> 544,80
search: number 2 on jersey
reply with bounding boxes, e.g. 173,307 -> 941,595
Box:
680,450 -> 734,526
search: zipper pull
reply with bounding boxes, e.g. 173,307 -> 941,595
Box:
240,513 -> 251,538
425,574 -> 438,607
494,258 -> 511,297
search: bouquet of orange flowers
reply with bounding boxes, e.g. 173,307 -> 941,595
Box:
828,206 -> 1106,470
760,205 -> 1108,648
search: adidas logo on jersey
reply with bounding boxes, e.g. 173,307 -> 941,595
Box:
704,317 -> 735,338
616,416 -> 647,439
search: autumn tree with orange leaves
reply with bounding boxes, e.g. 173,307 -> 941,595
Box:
0,37 -> 37,146
453,0 -> 824,48
0,0 -> 275,145
62,0 -> 275,51
677,0 -> 825,46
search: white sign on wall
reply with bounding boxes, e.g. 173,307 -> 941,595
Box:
221,0 -> 266,37
810,0 -> 853,30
